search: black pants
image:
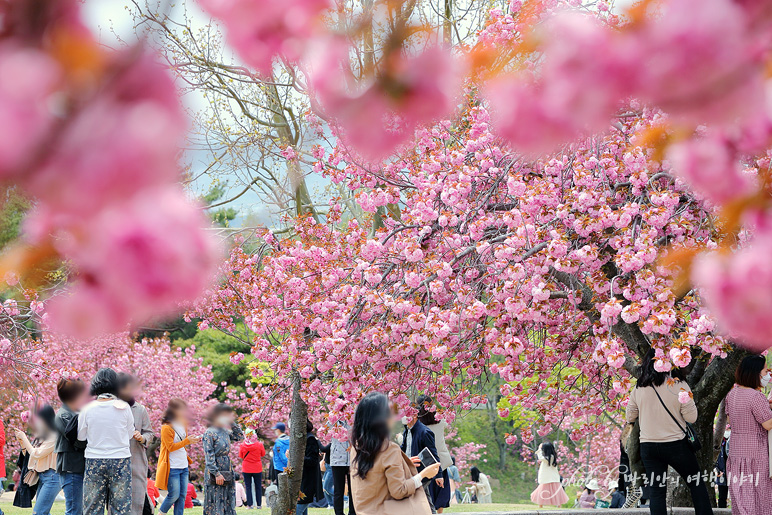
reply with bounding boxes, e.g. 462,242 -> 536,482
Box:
332,466 -> 355,515
143,496 -> 153,515
717,484 -> 728,508
640,439 -> 713,515
244,472 -> 263,508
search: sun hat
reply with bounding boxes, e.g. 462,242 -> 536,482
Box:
586,479 -> 600,490
608,480 -> 619,490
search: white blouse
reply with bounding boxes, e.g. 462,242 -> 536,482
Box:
536,448 -> 561,484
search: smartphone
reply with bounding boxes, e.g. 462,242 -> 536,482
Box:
418,447 -> 438,469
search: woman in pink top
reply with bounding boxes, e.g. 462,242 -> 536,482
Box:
725,355 -> 772,515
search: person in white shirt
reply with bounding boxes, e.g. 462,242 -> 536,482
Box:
529,441 -> 569,508
78,368 -> 135,515
470,467 -> 492,504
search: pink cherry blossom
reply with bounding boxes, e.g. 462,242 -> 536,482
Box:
27,52 -> 185,219
198,0 -> 330,75
666,134 -> 753,205
692,236 -> 772,352
44,188 -> 220,337
309,38 -> 461,160
0,45 -> 60,178
633,0 -> 765,127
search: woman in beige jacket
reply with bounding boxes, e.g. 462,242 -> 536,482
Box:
350,392 -> 441,515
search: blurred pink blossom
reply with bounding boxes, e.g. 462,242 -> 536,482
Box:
27,53 -> 185,218
198,0 -> 330,75
309,39 -> 461,159
634,0 -> 764,126
692,236 -> 772,352
45,188 -> 220,337
0,45 -> 60,178
666,134 -> 753,205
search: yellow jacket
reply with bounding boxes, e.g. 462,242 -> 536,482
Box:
155,424 -> 191,491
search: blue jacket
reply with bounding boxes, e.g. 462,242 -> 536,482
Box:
401,420 -> 440,479
273,434 -> 290,472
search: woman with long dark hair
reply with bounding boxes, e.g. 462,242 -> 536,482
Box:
350,392 -> 440,515
626,349 -> 713,515
530,441 -> 568,508
470,466 -> 491,503
725,355 -> 772,514
156,398 -> 200,515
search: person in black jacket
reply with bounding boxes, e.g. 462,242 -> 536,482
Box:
54,378 -> 89,515
715,432 -> 729,508
297,419 -> 323,515
401,396 -> 441,514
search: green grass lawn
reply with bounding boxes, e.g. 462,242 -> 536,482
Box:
0,500 -> 550,514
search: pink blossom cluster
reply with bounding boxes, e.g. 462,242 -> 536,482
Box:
192,86 -> 728,440
197,0 -> 330,75
308,39 -> 462,160
0,0 -> 219,337
485,0 -> 770,155
476,0 -> 772,350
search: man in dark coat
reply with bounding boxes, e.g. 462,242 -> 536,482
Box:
401,400 -> 441,514
297,420 -> 324,514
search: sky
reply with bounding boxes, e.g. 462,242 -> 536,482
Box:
79,0 -> 639,228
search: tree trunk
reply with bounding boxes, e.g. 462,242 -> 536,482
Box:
272,374 -> 308,515
670,349 -> 746,507
443,0 -> 453,46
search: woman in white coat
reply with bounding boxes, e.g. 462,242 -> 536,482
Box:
471,467 -> 492,504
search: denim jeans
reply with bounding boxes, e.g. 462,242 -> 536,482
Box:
60,472 -> 84,515
33,469 -> 61,515
323,469 -> 334,506
159,468 -> 188,515
244,472 -> 263,507
640,439 -> 714,515
296,503 -> 309,515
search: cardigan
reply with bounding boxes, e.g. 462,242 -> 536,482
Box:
536,448 -> 561,484
626,382 -> 697,443
155,424 -> 191,491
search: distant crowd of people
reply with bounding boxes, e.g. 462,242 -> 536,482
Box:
2,368 -> 244,515
5,348 -> 772,515
0,375 -> 492,515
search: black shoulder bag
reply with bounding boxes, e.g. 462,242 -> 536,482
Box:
652,387 -> 701,452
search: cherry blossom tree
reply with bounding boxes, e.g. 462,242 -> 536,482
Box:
3,332 -> 217,472
195,87 -> 746,509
